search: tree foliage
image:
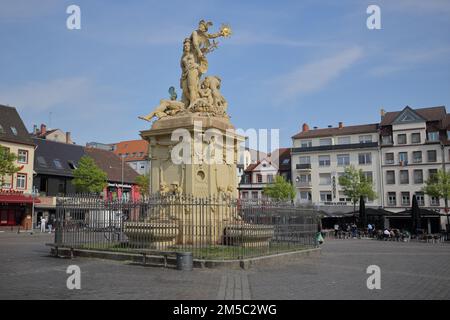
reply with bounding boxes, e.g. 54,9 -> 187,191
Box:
423,169 -> 450,210
135,174 -> 150,197
262,175 -> 296,201
0,145 -> 21,186
338,165 -> 377,210
72,156 -> 108,193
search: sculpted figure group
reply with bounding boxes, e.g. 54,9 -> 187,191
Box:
140,20 -> 231,122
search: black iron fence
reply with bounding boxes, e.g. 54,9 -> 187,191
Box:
55,194 -> 319,260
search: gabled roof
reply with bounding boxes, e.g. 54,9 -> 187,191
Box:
292,123 -> 378,139
33,138 -> 85,177
85,148 -> 139,184
0,105 -> 34,146
112,139 -> 149,161
34,138 -> 139,184
244,158 -> 278,173
380,106 -> 446,126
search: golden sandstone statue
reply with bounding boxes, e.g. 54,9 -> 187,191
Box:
140,20 -> 232,122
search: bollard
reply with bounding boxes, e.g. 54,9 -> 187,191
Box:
176,252 -> 193,271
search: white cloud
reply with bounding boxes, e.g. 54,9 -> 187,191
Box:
0,77 -> 92,111
273,46 -> 363,100
368,46 -> 450,77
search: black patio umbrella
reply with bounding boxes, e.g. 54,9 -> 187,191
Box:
359,195 -> 366,228
411,195 -> 421,235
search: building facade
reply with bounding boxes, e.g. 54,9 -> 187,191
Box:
0,105 -> 37,228
110,140 -> 150,176
291,122 -> 381,213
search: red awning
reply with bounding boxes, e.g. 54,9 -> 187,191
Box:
0,194 -> 40,204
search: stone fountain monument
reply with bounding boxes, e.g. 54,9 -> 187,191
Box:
124,20 -> 273,249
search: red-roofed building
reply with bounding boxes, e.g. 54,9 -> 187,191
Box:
111,140 -> 150,176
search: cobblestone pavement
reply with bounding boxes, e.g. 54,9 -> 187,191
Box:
1,232 -> 449,300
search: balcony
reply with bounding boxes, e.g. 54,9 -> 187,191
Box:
295,181 -> 312,188
296,163 -> 311,170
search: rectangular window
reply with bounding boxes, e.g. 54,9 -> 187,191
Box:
241,191 -> 248,199
411,133 -> 421,144
415,192 -> 425,206
388,192 -> 396,206
428,169 -> 438,181
299,156 -> 310,164
382,135 -> 393,145
320,191 -> 332,202
399,152 -> 408,164
337,154 -> 350,166
385,153 -> 394,164
427,131 -> 439,142
412,151 -> 422,163
358,153 -> 372,165
300,140 -> 312,148
16,174 -> 26,189
252,191 -> 258,199
267,174 -> 274,183
413,170 -> 423,184
401,192 -> 410,206
386,171 -> 395,184
257,174 -> 262,183
363,171 -> 373,183
338,191 -> 352,202
319,173 -> 331,185
319,155 -> 331,167
430,196 -> 440,206
0,175 -> 12,189
299,191 -> 311,201
427,150 -> 437,162
337,136 -> 351,145
397,134 -> 407,145
400,170 -> 409,184
319,138 -> 332,146
359,135 -> 372,143
17,149 -> 28,163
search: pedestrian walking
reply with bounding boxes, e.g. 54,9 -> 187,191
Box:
47,216 -> 53,234
40,217 -> 46,233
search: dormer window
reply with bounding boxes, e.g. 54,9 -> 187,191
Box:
319,138 -> 332,146
10,127 -> 18,135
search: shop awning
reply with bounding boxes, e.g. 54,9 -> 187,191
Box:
0,193 -> 40,204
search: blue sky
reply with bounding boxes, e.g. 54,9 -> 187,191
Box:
0,0 -> 449,148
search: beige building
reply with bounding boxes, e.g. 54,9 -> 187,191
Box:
31,123 -> 73,144
291,122 -> 382,213
0,105 -> 36,228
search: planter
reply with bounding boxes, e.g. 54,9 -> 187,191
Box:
123,221 -> 179,248
223,224 -> 274,247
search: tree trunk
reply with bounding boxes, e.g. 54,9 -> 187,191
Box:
446,197 -> 450,232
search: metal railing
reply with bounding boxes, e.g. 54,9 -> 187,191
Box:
54,194 -> 319,260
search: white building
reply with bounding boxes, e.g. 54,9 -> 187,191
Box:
291,122 -> 382,214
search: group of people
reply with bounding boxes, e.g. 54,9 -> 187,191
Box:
38,216 -> 54,233
333,222 -> 411,241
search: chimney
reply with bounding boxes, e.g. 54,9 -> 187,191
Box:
33,125 -> 38,134
380,108 -> 386,120
40,124 -> 46,136
66,132 -> 71,144
302,123 -> 309,132
338,122 -> 344,129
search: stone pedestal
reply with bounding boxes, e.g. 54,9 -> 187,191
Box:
140,114 -> 244,199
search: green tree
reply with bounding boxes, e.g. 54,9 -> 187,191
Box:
135,173 -> 150,197
72,156 -> 108,193
423,169 -> 450,227
0,145 -> 20,187
262,175 -> 296,201
338,165 -> 377,212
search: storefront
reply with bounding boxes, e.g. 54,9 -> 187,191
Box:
0,191 -> 39,228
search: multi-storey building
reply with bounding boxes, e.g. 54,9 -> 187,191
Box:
111,140 -> 150,176
291,122 -> 382,213
0,105 -> 37,228
291,105 -> 449,232
379,106 -> 449,231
